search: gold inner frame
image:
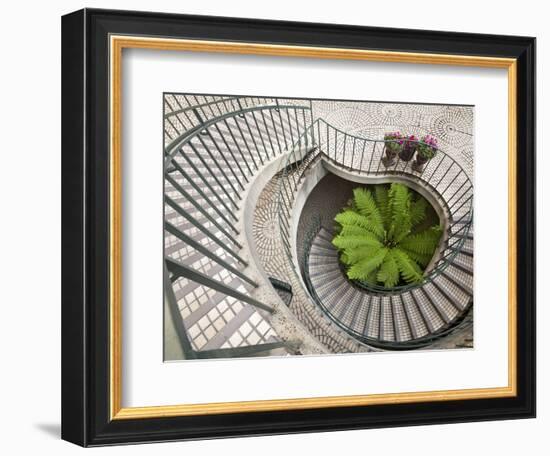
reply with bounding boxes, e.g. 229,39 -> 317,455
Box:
109,35 -> 517,420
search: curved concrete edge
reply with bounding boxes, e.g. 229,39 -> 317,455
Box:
235,148 -> 329,356
281,158 -> 463,351
284,158 -> 375,352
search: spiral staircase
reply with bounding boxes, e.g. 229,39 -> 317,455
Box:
163,94 -> 474,359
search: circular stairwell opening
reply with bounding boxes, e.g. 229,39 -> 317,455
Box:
298,172 -> 445,292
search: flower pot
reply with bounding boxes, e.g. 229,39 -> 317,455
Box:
382,144 -> 398,167
412,152 -> 429,172
399,142 -> 417,162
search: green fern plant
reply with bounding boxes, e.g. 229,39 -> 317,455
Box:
332,183 -> 443,288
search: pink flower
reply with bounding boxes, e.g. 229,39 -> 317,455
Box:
422,134 -> 438,148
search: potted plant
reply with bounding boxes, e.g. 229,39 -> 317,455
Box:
381,131 -> 403,167
399,134 -> 418,161
412,134 -> 438,172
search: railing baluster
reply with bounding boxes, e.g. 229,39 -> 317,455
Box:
220,97 -> 231,113
268,108 -> 283,153
359,140 -> 367,173
210,96 -> 224,117
238,109 -> 264,166
284,107 -> 295,147
165,221 -> 257,287
169,158 -> 238,229
232,116 -> 259,170
392,146 -> 400,173
184,141 -> 239,210
368,141 -> 377,173
449,194 -> 473,218
250,111 -> 270,161
167,97 -> 189,131
435,162 -> 455,189
172,95 -> 197,129
165,173 -> 240,244
212,123 -> 249,184
326,122 -> 330,157
165,257 -> 274,313
376,142 -> 383,173
335,130 -> 339,163
221,119 -> 253,176
259,110 -> 276,159
351,136 -> 357,169
426,154 -> 446,182
185,94 -> 198,109
302,109 -> 308,148
448,187 -> 473,212
440,165 -> 459,195
164,124 -> 174,141
165,195 -> 246,264
317,120 -> 322,149
193,136 -> 241,204
446,178 -> 470,207
201,127 -> 245,191
279,108 -> 290,152
165,98 -> 186,132
175,147 -> 238,216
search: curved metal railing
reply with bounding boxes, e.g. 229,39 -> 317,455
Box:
164,94 -> 311,146
163,95 -> 313,358
276,118 -> 473,347
301,220 -> 473,350
277,119 -> 473,287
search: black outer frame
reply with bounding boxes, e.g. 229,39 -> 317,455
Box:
61,8 -> 536,447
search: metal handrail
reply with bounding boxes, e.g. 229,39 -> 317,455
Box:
165,104 -> 311,164
164,98 -> 314,356
164,94 -> 276,119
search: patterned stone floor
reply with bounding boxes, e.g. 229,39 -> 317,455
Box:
253,159 -> 369,353
312,100 -> 474,175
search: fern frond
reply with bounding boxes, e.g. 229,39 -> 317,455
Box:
346,248 -> 388,281
363,269 -> 379,286
388,183 -> 412,243
343,244 -> 384,265
339,225 -> 378,239
334,209 -> 384,239
353,187 -> 383,226
375,185 -> 391,231
392,220 -> 413,244
392,248 -> 424,284
410,197 -> 427,227
376,250 -> 400,287
399,226 -> 443,255
389,183 -> 411,219
399,247 -> 433,268
332,234 -> 382,251
340,252 -> 350,264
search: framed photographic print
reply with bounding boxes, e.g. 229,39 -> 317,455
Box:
61,8 -> 536,447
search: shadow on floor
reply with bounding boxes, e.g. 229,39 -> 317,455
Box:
34,422 -> 60,439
